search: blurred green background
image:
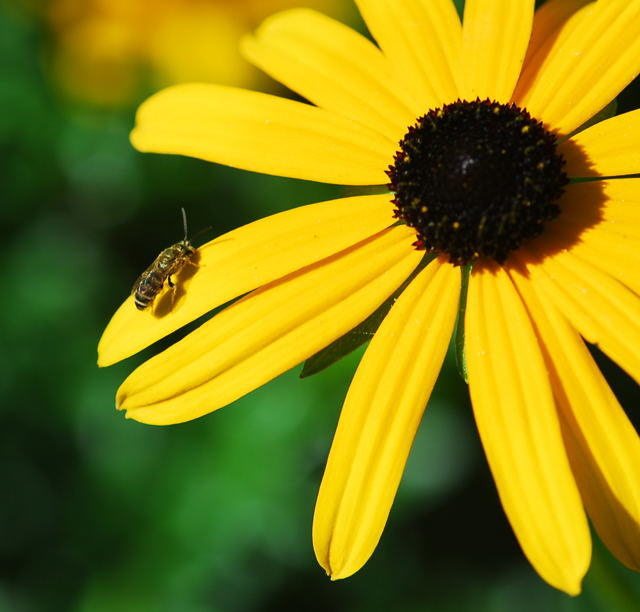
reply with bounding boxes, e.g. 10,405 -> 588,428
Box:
1,1 -> 639,610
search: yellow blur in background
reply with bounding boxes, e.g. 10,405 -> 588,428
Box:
45,0 -> 348,105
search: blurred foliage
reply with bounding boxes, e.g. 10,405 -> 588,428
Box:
0,1 -> 639,611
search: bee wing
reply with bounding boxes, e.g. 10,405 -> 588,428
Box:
131,262 -> 157,295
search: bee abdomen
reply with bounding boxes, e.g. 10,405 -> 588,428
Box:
134,293 -> 152,310
134,270 -> 165,310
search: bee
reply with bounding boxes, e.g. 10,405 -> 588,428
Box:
132,208 -> 197,311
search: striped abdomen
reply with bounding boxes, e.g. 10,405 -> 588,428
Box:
134,269 -> 165,310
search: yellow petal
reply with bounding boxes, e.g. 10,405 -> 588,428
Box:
313,260 -> 460,579
561,109 -> 640,177
98,194 -> 397,366
517,0 -> 640,136
558,179 -> 640,237
511,270 -> 640,572
546,180 -> 640,294
461,0 -> 535,103
130,83 -> 393,185
526,250 -> 640,384
552,228 -> 640,297
563,231 -> 640,296
465,266 -> 590,595
354,0 -> 462,113
241,9 -> 415,143
522,0 -> 592,74
515,1 -> 593,104
117,226 -> 423,425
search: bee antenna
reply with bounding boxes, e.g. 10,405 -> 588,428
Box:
181,207 -> 189,241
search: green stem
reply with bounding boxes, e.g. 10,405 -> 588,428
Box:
454,264 -> 472,384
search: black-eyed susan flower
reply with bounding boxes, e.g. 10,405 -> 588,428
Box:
98,0 -> 640,595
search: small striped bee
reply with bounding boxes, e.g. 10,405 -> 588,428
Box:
132,208 -> 197,311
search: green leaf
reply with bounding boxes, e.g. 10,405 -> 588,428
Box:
453,264 -> 472,384
300,253 -> 436,378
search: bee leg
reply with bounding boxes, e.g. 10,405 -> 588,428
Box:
168,276 -> 177,306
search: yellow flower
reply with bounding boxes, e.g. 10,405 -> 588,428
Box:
47,0 -> 347,105
99,0 -> 640,595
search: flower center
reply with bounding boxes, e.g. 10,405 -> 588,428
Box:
387,99 -> 568,265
